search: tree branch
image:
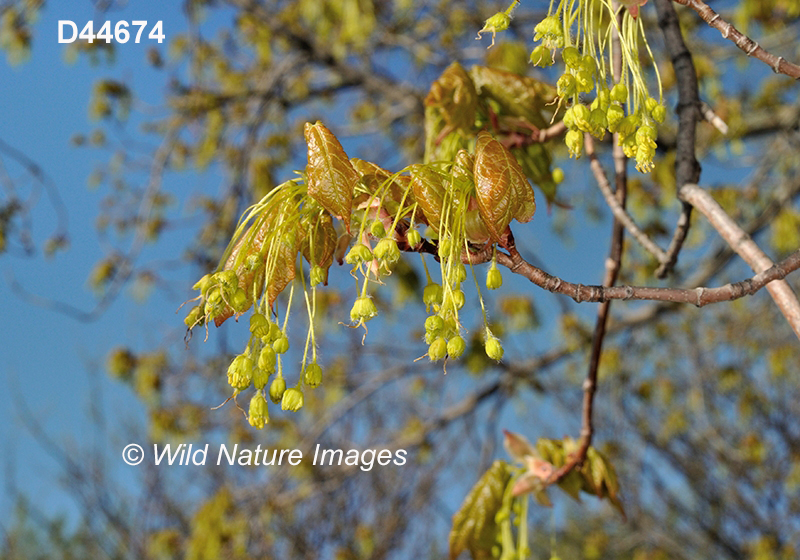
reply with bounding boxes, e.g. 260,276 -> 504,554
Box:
679,183 -> 800,341
586,134 -> 667,264
673,0 -> 800,80
494,232 -> 800,309
655,0 -> 702,278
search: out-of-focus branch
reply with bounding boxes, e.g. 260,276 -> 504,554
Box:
673,0 -> 800,80
679,183 -> 800,341
655,0 -> 702,278
586,135 -> 667,264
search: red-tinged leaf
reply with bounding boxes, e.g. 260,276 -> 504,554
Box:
409,164 -> 447,231
449,460 -> 512,560
304,121 -> 359,232
469,65 -> 557,129
425,61 -> 478,134
350,158 -> 413,214
473,131 -> 516,242
265,235 -> 298,307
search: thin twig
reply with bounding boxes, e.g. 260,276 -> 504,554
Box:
585,134 -> 668,263
679,183 -> 800,341
673,0 -> 800,80
655,0 -> 702,278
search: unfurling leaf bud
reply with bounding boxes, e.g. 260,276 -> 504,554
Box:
304,363 -> 323,388
429,337 -> 447,362
281,387 -> 304,412
248,392 -> 269,429
447,335 -> 466,359
269,377 -> 286,404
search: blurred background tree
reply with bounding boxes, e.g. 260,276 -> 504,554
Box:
1,0 -> 799,558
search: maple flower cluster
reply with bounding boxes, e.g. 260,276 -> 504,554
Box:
480,0 -> 665,173
185,122 -> 536,428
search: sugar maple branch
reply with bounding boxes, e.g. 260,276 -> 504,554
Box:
585,134 -> 667,264
672,0 -> 800,80
655,0 -> 702,278
492,232 -> 800,308
679,183 -> 800,341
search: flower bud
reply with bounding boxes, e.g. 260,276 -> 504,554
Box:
429,337 -> 447,362
406,229 -> 422,248
425,314 -> 444,334
345,244 -> 373,265
562,46 -> 581,68
529,45 -> 553,67
481,11 -> 511,34
269,377 -> 286,404
438,237 -> 452,258
227,354 -> 253,390
250,313 -> 270,338
350,296 -> 379,322
192,274 -> 212,295
310,265 -> 326,287
423,282 -> 443,307
552,167 -> 565,184
485,335 -> 504,361
650,102 -> 666,123
281,387 -> 304,412
232,288 -> 248,311
447,335 -> 466,359
454,263 -> 467,283
258,345 -> 276,373
486,265 -> 503,290
451,289 -> 466,310
184,305 -> 204,328
272,335 -> 290,354
253,366 -> 269,390
374,238 -> 401,263
370,220 -> 386,238
576,70 -> 594,93
566,129 -> 583,158
557,73 -> 577,98
610,83 -> 628,103
304,363 -> 323,388
606,104 -> 625,132
248,392 -> 269,429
